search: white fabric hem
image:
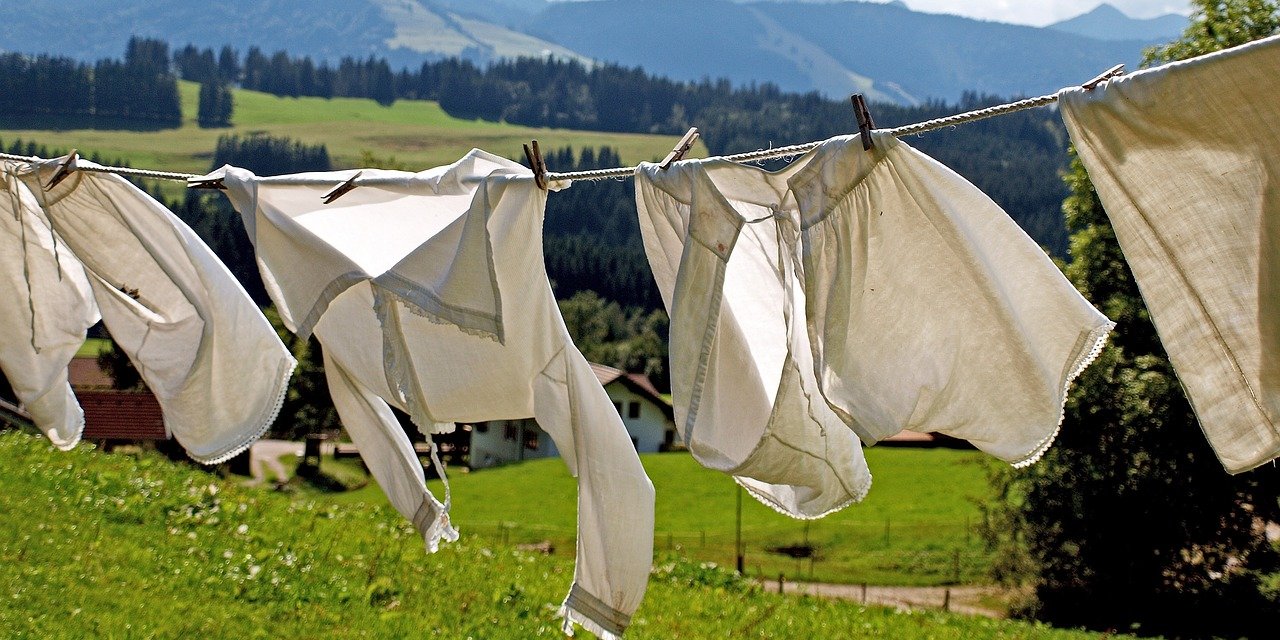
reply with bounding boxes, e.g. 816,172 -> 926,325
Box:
47,412 -> 85,452
734,468 -> 872,521
422,511 -> 459,554
1010,321 -> 1115,469
559,604 -> 624,640
185,353 -> 297,465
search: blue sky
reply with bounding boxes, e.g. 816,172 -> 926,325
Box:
874,1 -> 1192,26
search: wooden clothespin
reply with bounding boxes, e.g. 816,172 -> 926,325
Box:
186,169 -> 227,191
322,170 -> 362,204
659,127 -> 700,170
851,95 -> 875,151
522,140 -> 547,190
1082,63 -> 1126,90
44,149 -> 78,190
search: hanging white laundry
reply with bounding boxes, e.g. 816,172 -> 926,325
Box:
635,160 -> 872,520
796,131 -> 1113,466
1058,34 -> 1280,474
13,157 -> 295,464
220,150 -> 654,640
0,163 -> 98,449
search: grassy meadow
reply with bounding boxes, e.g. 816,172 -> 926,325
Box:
1,80 -> 704,176
0,430 -> 1128,639
301,445 -> 993,586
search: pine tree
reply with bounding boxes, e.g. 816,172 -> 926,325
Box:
981,2 -> 1280,636
197,80 -> 233,128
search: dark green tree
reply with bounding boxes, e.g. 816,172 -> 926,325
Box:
196,80 -> 233,128
982,2 -> 1280,637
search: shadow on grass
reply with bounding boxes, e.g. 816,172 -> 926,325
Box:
2,112 -> 181,132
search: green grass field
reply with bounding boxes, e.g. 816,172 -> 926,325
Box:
1,81 -> 702,177
0,430 -> 1127,639
310,446 -> 994,586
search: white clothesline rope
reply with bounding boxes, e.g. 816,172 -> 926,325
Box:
0,63 -> 1123,187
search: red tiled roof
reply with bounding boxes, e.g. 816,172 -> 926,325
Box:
68,357 -> 114,389
78,390 -> 168,441
589,362 -> 672,418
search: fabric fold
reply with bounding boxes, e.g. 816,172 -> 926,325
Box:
794,132 -> 1114,466
223,154 -> 653,637
635,159 -> 872,520
1058,33 -> 1280,473
0,163 -> 98,449
13,157 -> 296,464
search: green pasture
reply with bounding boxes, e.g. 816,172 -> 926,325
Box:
1,80 -> 704,176
0,430 -> 1129,639
313,446 -> 994,586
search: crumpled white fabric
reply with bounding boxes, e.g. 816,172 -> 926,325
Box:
221,150 -> 654,639
796,132 -> 1113,467
0,162 -> 98,449
1059,34 -> 1280,474
11,157 -> 295,464
635,159 -> 872,520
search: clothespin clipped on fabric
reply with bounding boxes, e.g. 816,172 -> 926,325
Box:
659,127 -> 700,170
322,170 -> 362,204
186,168 -> 227,191
851,95 -> 876,151
522,140 -> 548,190
44,150 -> 78,190
1082,63 -> 1126,90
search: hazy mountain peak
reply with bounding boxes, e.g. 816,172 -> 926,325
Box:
1049,2 -> 1187,42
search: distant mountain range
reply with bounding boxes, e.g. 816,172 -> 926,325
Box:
1048,3 -> 1188,42
0,1 -> 1188,104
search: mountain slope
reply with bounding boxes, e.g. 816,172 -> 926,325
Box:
0,0 -> 577,67
1049,3 -> 1188,42
528,0 -> 1155,102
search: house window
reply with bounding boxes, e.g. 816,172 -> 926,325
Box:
524,430 -> 540,451
504,423 -> 518,441
613,401 -> 622,415
628,401 -> 641,419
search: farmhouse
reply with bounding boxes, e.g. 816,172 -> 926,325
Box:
468,363 -> 675,469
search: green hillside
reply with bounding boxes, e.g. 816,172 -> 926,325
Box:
0,430 -> 1129,638
0,80 -> 702,175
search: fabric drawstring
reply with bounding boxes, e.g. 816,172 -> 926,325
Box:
427,436 -> 452,515
4,166 -> 42,353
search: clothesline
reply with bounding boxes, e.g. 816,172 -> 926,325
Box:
0,64 -> 1125,187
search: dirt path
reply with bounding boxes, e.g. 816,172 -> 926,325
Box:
759,579 -> 1005,618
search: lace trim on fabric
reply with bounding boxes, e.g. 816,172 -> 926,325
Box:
1010,320 -> 1115,469
295,272 -> 367,341
559,583 -> 630,640
377,272 -> 503,344
185,352 -> 297,465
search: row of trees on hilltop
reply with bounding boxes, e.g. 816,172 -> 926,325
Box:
0,37 -> 180,127
168,43 -> 1074,253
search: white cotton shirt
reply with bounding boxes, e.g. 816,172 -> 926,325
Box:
1059,34 -> 1280,473
14,158 -> 296,464
221,151 -> 654,640
635,160 -> 873,520
796,132 -> 1113,467
0,163 -> 98,449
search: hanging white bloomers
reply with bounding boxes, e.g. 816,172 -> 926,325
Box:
0,162 -> 98,449
1059,34 -> 1280,473
637,131 -> 1113,504
220,150 -> 655,640
796,131 -> 1113,466
635,157 -> 873,519
5,157 -> 296,463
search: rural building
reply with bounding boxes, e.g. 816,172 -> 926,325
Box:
468,363 -> 675,469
